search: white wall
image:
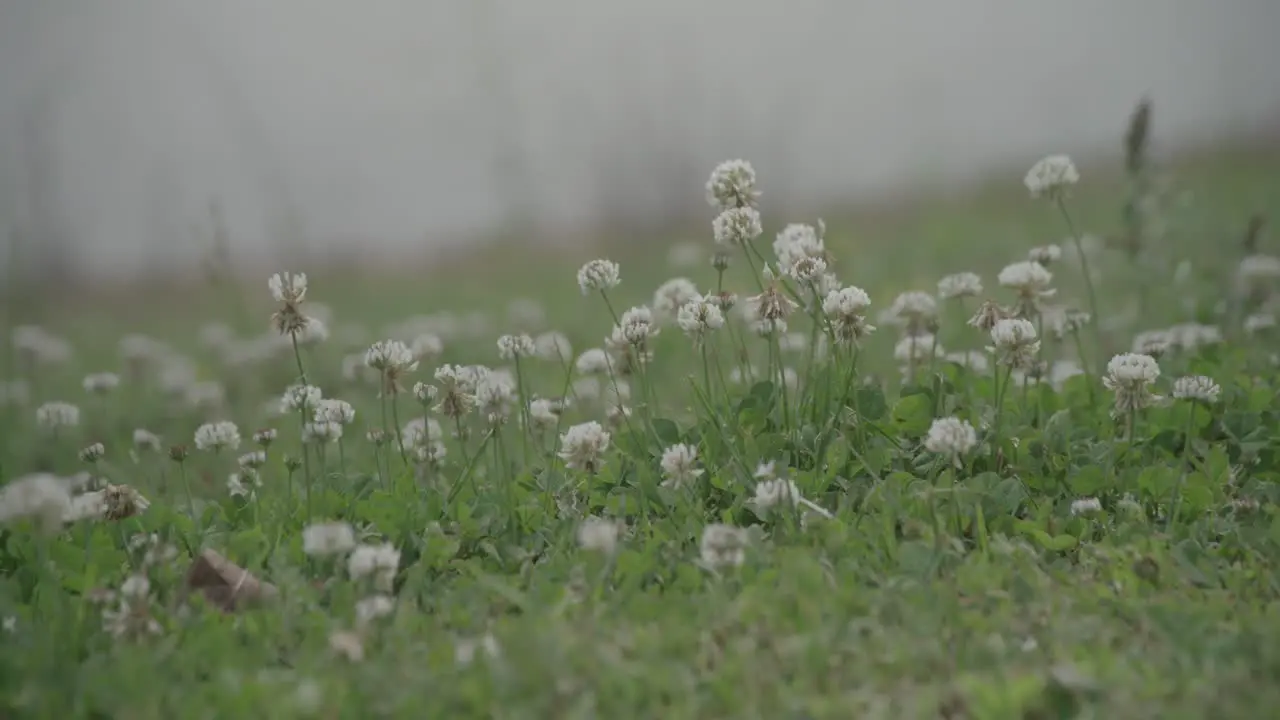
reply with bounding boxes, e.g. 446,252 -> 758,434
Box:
1,0 -> 1277,278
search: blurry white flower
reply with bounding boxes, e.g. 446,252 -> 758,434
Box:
1131,329 -> 1173,356
82,372 -> 121,395
706,159 -> 759,210
653,278 -> 701,318
412,382 -> 438,405
303,421 -> 343,444
894,334 -> 943,364
268,271 -> 308,304
454,634 -> 501,667
194,421 -> 241,452
185,381 -> 226,410
577,259 -> 621,295
998,261 -> 1055,312
607,306 -> 659,354
401,417 -> 443,448
133,429 -> 162,452
79,443 -> 105,463
410,333 -> 444,360
35,402 -> 80,430
773,223 -> 825,271
1070,497 -> 1102,516
348,543 -> 400,592
924,417 -> 977,462
575,348 -> 612,375
534,331 -> 573,362
577,516 -> 622,555
1024,155 -> 1079,199
660,443 -> 703,489
13,326 -> 72,366
0,474 -> 72,532
355,595 -> 396,626
476,374 -> 515,425
1028,245 -> 1062,266
238,451 -> 267,469
294,317 -> 329,346
497,333 -> 536,360
365,340 -> 418,393
528,398 -> 561,429
937,272 -> 983,300
887,291 -> 938,335
1172,375 -> 1220,405
280,384 -> 322,414
1244,313 -> 1276,335
559,421 -> 611,473
1165,323 -> 1222,351
753,478 -> 800,513
699,524 -> 748,570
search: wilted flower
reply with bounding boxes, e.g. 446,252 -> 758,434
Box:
364,340 -> 418,394
279,384 -> 322,414
269,272 -> 311,336
887,292 -> 938,335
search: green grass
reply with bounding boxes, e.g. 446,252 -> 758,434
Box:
2,142 -> 1280,719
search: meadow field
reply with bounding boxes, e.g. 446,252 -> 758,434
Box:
2,125 -> 1280,718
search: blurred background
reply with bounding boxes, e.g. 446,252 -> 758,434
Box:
1,0 -> 1278,284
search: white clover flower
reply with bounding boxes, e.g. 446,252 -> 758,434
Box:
894,334 -> 943,364
476,374 -> 515,424
303,421 -> 343,444
887,291 -> 938,333
998,261 -> 1055,311
364,339 -> 417,375
577,516 -> 622,554
238,451 -> 267,469
194,421 -> 241,452
575,348 -> 612,375
497,333 -> 536,360
706,159 -> 759,210
348,543 -> 400,591
989,318 -> 1041,369
35,401 -> 80,430
1172,375 -> 1220,405
822,286 -> 876,345
254,428 -> 277,446
1244,313 -> 1276,335
314,398 -> 355,425
82,372 -> 121,394
0,473 -> 72,531
753,478 -> 800,514
607,306 -> 659,354
937,272 -> 983,300
783,256 -> 828,286
528,398 -> 561,429
1028,245 -> 1062,266
676,295 -> 725,340
559,421 -> 611,473
401,417 -> 443,448
699,524 -> 748,569
133,429 -> 162,452
712,207 -> 763,247
1103,353 -> 1162,416
652,278 -> 701,318
1024,154 -> 1079,199
533,331 -> 573,362
660,443 -> 703,489
280,384 -> 323,414
924,417 -> 977,461
302,521 -> 357,557
1070,497 -> 1102,516
577,259 -> 621,295
268,272 -> 308,304
412,382 -> 438,405
355,595 -> 396,626
410,333 -> 444,360
773,223 -> 825,271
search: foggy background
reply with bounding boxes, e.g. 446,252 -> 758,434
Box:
1,0 -> 1278,282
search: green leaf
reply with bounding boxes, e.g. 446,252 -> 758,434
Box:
1069,465 -> 1110,495
651,418 -> 681,445
1137,464 -> 1179,498
891,393 -> 934,437
855,384 -> 888,421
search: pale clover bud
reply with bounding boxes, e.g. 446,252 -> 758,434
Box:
659,443 -> 704,489
1024,154 -> 1079,199
496,333 -> 535,360
924,417 -> 977,464
705,159 -> 760,210
577,259 -> 621,295
712,207 -> 763,247
1172,375 -> 1220,405
937,272 -> 983,300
